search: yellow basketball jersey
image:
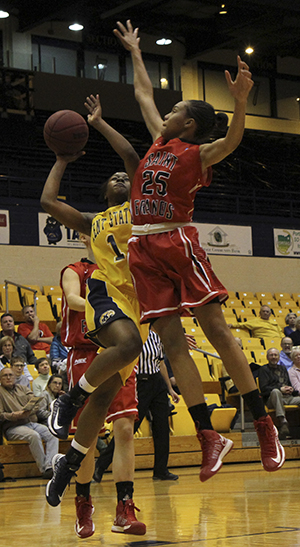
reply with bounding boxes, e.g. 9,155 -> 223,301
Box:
91,201 -> 133,291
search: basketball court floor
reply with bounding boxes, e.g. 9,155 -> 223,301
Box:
1,460 -> 300,546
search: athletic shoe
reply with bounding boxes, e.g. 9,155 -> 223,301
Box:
254,415 -> 285,472
48,393 -> 82,440
93,460 -> 105,483
46,454 -> 79,507
153,471 -> 179,480
197,429 -> 234,482
278,422 -> 291,441
42,467 -> 53,480
111,500 -> 146,535
75,495 -> 95,539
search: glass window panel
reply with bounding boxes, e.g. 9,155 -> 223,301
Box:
84,50 -> 119,81
37,45 -> 77,76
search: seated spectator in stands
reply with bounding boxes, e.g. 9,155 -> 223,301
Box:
288,347 -> 300,394
228,305 -> 283,338
278,337 -> 293,370
0,332 -> 33,383
10,356 -> 30,388
0,335 -> 15,369
0,368 -> 58,478
284,313 -> 297,337
18,305 -> 53,354
38,374 -> 64,425
50,321 -> 69,373
290,317 -> 300,346
32,357 -> 51,396
1,313 -> 37,367
258,348 -> 300,439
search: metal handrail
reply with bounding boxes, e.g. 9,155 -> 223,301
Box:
4,280 -> 37,314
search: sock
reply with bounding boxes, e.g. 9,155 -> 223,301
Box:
116,481 -> 134,503
76,481 -> 91,501
66,440 -> 89,467
188,403 -> 213,431
69,382 -> 91,406
242,389 -> 267,421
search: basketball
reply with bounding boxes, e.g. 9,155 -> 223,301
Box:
43,110 -> 89,155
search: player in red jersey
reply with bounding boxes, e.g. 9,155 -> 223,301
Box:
113,20 -> 285,478
59,233 -> 145,538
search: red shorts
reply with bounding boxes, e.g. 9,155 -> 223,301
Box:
128,225 -> 228,323
67,348 -> 138,432
106,367 -> 138,423
67,347 -> 98,433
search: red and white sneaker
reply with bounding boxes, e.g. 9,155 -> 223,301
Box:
197,429 -> 233,482
75,495 -> 95,539
254,415 -> 285,472
111,499 -> 146,535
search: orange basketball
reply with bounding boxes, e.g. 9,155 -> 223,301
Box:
43,110 -> 89,155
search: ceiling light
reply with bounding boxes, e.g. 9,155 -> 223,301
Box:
69,23 -> 84,31
245,46 -> 254,55
156,38 -> 172,46
296,97 -> 300,102
219,4 -> 227,14
0,10 -> 9,18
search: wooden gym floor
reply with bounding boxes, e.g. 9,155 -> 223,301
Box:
1,460 -> 300,547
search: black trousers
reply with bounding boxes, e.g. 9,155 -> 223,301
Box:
95,372 -> 170,476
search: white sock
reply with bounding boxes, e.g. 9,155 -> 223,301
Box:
79,374 -> 96,394
71,438 -> 89,455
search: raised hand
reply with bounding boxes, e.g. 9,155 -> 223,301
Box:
113,19 -> 140,51
225,55 -> 254,103
84,93 -> 103,126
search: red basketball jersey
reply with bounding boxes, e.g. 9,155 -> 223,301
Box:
131,137 -> 212,225
60,259 -> 98,348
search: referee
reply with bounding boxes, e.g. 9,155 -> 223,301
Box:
94,328 -> 179,481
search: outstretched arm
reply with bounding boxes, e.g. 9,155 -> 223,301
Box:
84,93 -> 139,182
114,20 -> 163,141
200,55 -> 254,171
40,154 -> 93,235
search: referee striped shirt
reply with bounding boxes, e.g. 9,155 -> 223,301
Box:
138,329 -> 164,375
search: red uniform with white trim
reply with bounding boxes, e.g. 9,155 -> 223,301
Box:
129,137 -> 228,322
60,259 -> 138,432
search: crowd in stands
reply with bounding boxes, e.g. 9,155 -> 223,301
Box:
0,287 -> 300,477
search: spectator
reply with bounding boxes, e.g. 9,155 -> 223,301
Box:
278,337 -> 293,370
228,305 -> 283,338
258,348 -> 300,439
32,357 -> 51,396
10,356 -> 30,388
93,329 -> 180,482
284,313 -> 297,337
288,347 -> 300,393
0,335 -> 15,369
38,374 -> 64,425
18,305 -> 53,354
50,321 -> 69,373
0,313 -> 37,368
0,368 -> 58,478
290,317 -> 300,346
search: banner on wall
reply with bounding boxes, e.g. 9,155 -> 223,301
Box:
38,213 -> 85,248
0,210 -> 9,244
194,223 -> 253,256
274,228 -> 300,257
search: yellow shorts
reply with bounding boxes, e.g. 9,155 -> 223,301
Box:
85,273 -> 148,383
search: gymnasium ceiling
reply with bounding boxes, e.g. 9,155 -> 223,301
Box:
4,0 -> 300,60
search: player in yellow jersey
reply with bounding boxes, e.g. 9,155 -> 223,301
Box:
41,95 -> 147,529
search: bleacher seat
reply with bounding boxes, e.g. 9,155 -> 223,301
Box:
43,285 -> 62,297
274,292 -> 291,301
238,291 -> 254,300
27,364 -> 39,380
242,299 -> 261,309
264,338 -> 282,351
33,349 -> 47,359
230,327 -> 250,338
205,393 -> 237,432
189,351 -> 213,381
256,292 -> 273,300
225,298 -> 241,309
278,299 -> 294,310
235,308 -> 256,321
243,339 -> 263,351
291,293 -> 300,305
260,298 -> 279,309
170,400 -> 196,436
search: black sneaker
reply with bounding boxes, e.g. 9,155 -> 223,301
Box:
93,460 -> 105,483
153,471 -> 179,481
46,454 -> 79,507
48,394 -> 82,440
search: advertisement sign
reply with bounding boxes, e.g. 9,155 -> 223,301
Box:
274,228 -> 300,257
194,223 -> 253,256
0,210 -> 9,244
39,212 -> 85,248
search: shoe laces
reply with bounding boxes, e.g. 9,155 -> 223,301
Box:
124,499 -> 140,518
